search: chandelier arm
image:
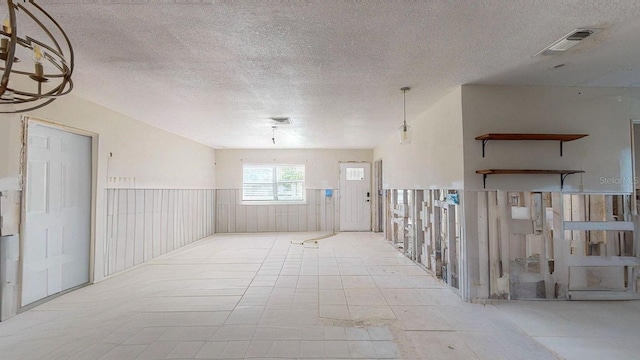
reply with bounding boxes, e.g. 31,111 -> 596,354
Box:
28,0 -> 73,75
0,66 -> 68,77
4,72 -> 73,99
48,77 -> 72,96
10,86 -> 64,99
0,96 -> 54,113
40,54 -> 71,78
0,0 -> 17,98
5,76 -> 73,101
0,47 -> 71,79
23,36 -> 68,64
18,3 -> 64,58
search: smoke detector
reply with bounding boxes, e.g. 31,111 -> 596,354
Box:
270,117 -> 292,125
536,29 -> 597,56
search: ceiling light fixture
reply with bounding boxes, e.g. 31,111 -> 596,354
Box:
399,86 -> 411,145
0,0 -> 74,113
270,117 -> 291,125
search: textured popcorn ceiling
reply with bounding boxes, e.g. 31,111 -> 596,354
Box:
42,0 -> 640,148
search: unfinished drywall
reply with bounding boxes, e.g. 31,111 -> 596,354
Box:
462,85 -> 640,192
0,93 -> 217,320
462,85 -> 640,300
384,189 -> 463,294
473,191 -> 638,301
373,87 -> 464,190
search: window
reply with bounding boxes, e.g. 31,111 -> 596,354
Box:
243,164 -> 305,203
346,167 -> 365,181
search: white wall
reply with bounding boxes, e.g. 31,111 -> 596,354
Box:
31,96 -> 217,190
462,85 -> 640,193
215,149 -> 373,190
634,123 -> 640,190
0,113 -> 23,191
373,87 -> 464,190
0,94 -> 217,291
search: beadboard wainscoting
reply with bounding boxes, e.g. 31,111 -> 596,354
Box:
104,189 -> 215,276
215,189 -> 339,233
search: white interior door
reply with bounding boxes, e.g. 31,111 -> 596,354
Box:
340,163 -> 371,231
22,122 -> 92,307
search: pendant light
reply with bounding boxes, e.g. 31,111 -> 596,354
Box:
399,86 -> 411,144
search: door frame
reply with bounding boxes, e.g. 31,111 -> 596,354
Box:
631,119 -> 640,216
18,116 -> 98,310
338,161 -> 372,232
373,159 -> 383,232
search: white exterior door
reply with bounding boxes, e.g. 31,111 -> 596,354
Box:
339,163 -> 371,231
22,123 -> 92,307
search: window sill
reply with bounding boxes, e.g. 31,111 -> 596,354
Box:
240,200 -> 307,206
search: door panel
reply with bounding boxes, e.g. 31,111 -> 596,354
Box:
22,123 -> 91,307
339,163 -> 371,231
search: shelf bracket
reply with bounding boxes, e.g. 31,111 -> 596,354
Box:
482,139 -> 489,158
483,174 -> 487,189
560,173 -> 571,190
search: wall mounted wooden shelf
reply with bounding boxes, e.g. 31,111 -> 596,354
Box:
475,133 -> 589,157
476,169 -> 585,189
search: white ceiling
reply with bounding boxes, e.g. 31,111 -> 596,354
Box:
43,0 -> 640,149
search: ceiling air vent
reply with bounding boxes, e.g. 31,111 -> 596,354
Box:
536,29 -> 595,56
270,117 -> 292,125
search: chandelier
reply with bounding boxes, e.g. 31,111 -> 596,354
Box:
0,0 -> 73,113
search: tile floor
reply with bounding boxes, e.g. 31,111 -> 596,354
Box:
0,232 -> 639,359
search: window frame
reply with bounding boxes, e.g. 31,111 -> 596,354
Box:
241,163 -> 306,205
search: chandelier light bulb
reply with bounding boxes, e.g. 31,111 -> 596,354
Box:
31,44 -> 45,80
2,15 -> 11,34
32,44 -> 43,64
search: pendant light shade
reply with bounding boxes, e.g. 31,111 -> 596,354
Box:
399,123 -> 412,144
399,87 -> 411,144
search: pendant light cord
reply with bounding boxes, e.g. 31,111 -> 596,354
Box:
401,86 -> 410,130
403,89 -> 406,129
